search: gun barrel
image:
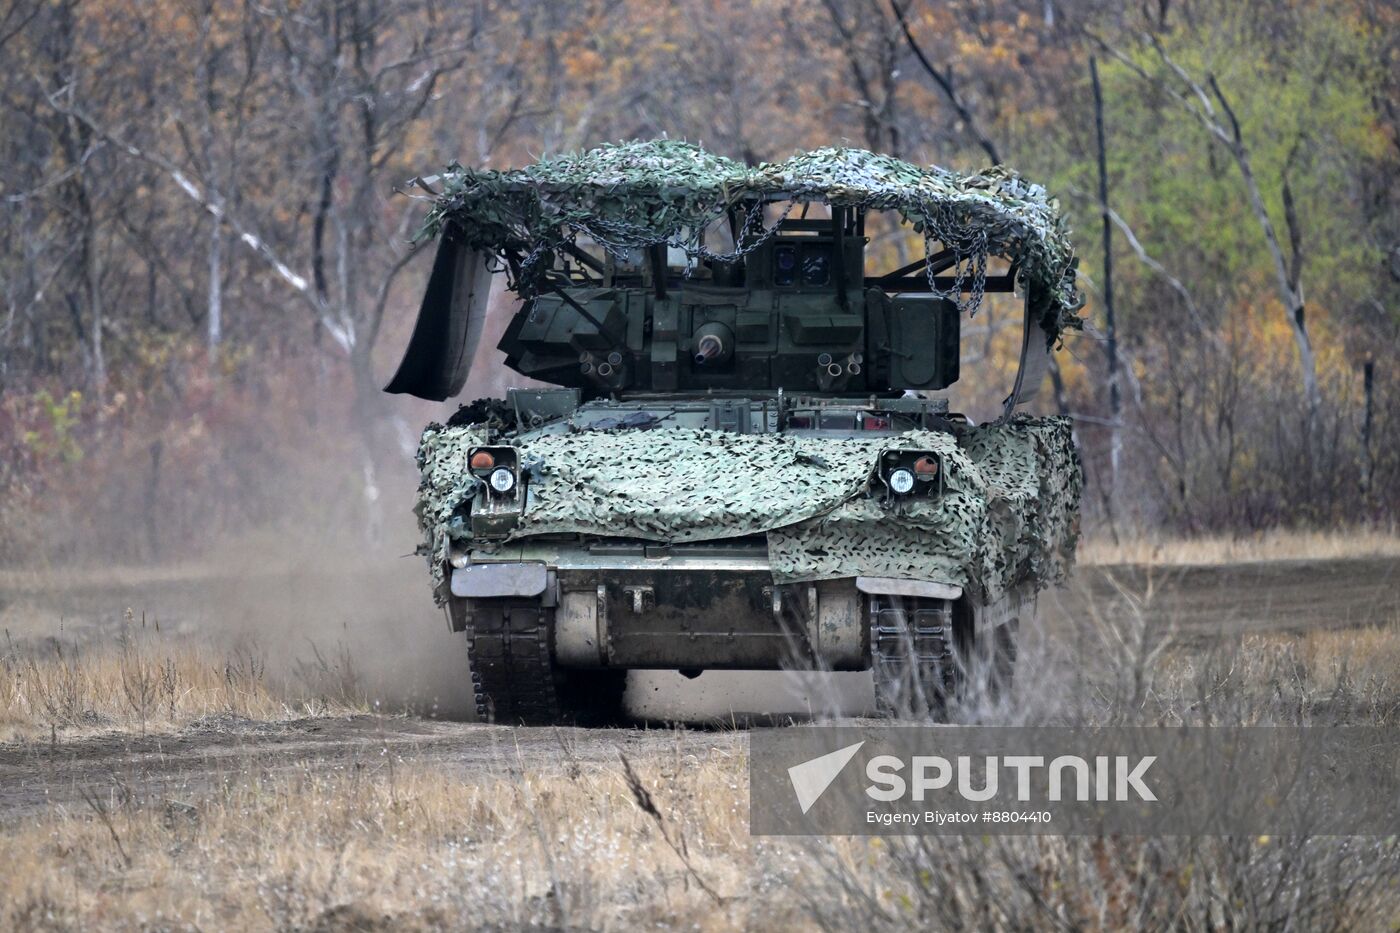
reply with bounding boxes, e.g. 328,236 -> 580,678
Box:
694,333 -> 725,364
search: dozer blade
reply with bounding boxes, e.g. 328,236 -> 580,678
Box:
384,235 -> 494,402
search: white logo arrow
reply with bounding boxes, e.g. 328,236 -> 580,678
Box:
788,741 -> 865,814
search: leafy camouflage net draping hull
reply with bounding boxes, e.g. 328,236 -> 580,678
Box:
414,140 -> 1083,340
415,415 -> 1081,602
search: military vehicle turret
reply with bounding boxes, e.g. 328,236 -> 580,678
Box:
388,141 -> 1083,724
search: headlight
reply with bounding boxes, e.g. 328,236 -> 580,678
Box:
888,468 -> 915,495
488,467 -> 516,493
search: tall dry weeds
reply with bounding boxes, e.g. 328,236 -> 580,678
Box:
793,575 -> 1400,932
0,615 -> 366,740
0,739 -> 763,931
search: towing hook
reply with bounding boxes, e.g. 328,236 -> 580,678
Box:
622,585 -> 654,614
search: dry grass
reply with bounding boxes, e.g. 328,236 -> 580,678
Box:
2,718 -> 1396,931
1295,621 -> 1400,683
800,830 -> 1400,931
1135,623 -> 1400,727
1079,524 -> 1400,566
0,611 -> 365,741
789,600 -> 1400,931
0,744 -> 785,931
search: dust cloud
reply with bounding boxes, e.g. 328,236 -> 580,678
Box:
1,282 -> 873,724
185,531 -> 882,723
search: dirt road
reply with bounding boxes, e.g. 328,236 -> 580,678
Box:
0,714 -> 739,822
1049,556 -> 1400,639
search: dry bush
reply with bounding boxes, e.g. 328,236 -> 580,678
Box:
794,576 -> 1400,932
799,833 -> 1399,933
0,615 -> 365,741
1079,525 -> 1400,566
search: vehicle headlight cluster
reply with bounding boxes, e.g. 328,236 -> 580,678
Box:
468,446 -> 522,498
880,450 -> 942,498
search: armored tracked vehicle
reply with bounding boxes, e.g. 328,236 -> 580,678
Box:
387,141 -> 1083,724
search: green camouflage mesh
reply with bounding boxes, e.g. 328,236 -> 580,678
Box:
768,416 -> 1081,598
415,416 -> 1080,601
414,140 -> 1083,339
415,421 -> 490,574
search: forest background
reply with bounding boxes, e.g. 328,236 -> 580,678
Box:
2,0 -> 1396,564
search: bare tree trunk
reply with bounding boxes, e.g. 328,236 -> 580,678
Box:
891,0 -> 1001,165
1091,55 -> 1122,511
1093,38 -> 1323,417
207,215 -> 222,357
350,346 -> 398,544
145,439 -> 163,559
1361,358 -> 1374,505
1211,78 -> 1319,415
85,225 -> 105,397
820,0 -> 903,156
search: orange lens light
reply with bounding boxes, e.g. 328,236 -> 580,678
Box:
914,456 -> 939,476
470,451 -> 496,470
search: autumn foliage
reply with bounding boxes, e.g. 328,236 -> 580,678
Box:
0,0 -> 1396,562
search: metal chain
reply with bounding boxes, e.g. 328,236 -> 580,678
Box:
920,199 -> 990,316
690,201 -> 796,263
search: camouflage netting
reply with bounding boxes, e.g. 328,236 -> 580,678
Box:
415,416 -> 1081,602
768,417 -> 1081,594
413,140 -> 1083,340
